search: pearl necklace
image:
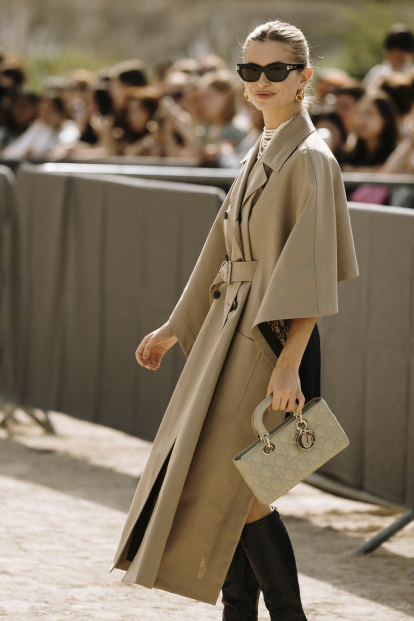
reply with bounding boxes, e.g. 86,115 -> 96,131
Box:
257,115 -> 297,159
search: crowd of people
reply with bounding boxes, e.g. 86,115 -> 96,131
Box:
0,23 -> 414,174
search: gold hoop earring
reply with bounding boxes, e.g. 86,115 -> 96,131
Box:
244,90 -> 250,102
295,90 -> 304,102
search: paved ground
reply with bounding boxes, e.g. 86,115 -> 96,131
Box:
0,409 -> 413,620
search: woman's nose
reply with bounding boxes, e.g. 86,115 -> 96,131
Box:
257,72 -> 270,86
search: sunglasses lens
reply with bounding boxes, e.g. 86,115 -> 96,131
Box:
239,66 -> 261,81
238,65 -> 289,82
266,66 -> 287,82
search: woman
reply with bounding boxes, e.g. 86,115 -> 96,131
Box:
377,71 -> 414,140
334,84 -> 365,141
66,86 -> 162,158
121,87 -> 200,158
311,110 -> 347,165
195,69 -> 248,165
71,86 -> 199,159
0,96 -> 80,159
111,19 -> 359,620
381,101 -> 414,174
341,91 -> 398,172
0,91 -> 38,149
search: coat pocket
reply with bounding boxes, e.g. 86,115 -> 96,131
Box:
208,330 -> 261,421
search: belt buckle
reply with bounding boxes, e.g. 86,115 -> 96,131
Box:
226,260 -> 232,285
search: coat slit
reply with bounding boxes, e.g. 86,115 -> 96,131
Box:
126,443 -> 175,562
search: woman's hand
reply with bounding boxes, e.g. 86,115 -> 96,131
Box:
90,114 -> 114,141
135,321 -> 178,370
266,316 -> 317,414
266,361 -> 304,414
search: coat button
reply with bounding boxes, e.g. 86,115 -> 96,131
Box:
213,290 -> 221,299
224,211 -> 228,220
230,299 -> 238,311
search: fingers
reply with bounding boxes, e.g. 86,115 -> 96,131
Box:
272,394 -> 282,412
142,335 -> 157,361
270,391 -> 304,413
136,335 -> 151,366
295,391 -> 306,415
266,384 -> 273,412
136,334 -> 159,370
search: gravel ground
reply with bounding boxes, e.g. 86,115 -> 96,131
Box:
0,409 -> 413,620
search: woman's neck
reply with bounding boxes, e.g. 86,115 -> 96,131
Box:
263,103 -> 303,130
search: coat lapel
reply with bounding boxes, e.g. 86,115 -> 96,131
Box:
228,137 -> 261,257
229,109 -> 316,259
260,108 -> 316,173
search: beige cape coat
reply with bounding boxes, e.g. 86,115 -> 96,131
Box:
110,108 -> 359,605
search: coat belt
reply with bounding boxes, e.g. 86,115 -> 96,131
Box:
209,260 -> 258,311
217,260 -> 258,285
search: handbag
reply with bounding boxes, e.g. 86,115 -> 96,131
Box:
233,395 -> 349,505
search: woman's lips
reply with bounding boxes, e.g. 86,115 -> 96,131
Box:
255,93 -> 275,99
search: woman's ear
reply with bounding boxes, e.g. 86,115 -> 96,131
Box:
298,67 -> 312,89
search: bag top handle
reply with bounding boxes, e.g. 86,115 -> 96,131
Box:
251,396 -> 322,439
251,396 -> 277,439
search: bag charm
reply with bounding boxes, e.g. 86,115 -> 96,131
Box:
294,412 -> 315,449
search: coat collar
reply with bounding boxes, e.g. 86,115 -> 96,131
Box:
229,108 -> 316,259
239,108 -> 316,172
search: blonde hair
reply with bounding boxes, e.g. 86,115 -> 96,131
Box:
241,20 -> 317,109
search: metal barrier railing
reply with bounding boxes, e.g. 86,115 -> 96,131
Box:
36,162 -> 239,192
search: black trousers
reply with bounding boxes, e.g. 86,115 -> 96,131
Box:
298,323 -> 321,403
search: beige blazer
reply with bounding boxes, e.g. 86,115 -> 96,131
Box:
111,108 -> 359,605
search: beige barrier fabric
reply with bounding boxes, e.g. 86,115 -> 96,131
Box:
0,165 -> 15,397
0,165 -> 224,440
318,203 -> 414,507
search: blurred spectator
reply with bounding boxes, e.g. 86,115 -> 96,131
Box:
153,60 -> 174,87
80,88 -> 114,144
0,96 -> 80,159
381,102 -> 414,174
218,99 -> 264,168
108,60 -> 148,112
68,86 -> 199,159
167,58 -> 202,77
0,91 -> 38,148
313,68 -> 356,104
341,91 -> 398,172
363,24 -> 414,88
334,84 -> 365,143
123,87 -> 199,158
0,66 -> 25,94
66,87 -> 114,155
377,71 -> 414,139
62,69 -> 97,127
194,69 -> 247,165
160,70 -> 200,119
199,54 -> 228,75
311,111 -> 347,165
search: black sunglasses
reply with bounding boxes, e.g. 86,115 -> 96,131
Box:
236,62 -> 305,83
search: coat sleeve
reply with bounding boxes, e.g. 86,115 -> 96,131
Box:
169,175 -> 239,358
251,144 -> 359,364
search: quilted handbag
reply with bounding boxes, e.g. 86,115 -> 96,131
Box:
233,395 -> 349,504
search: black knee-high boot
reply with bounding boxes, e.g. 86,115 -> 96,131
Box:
221,537 -> 261,621
240,508 -> 307,621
